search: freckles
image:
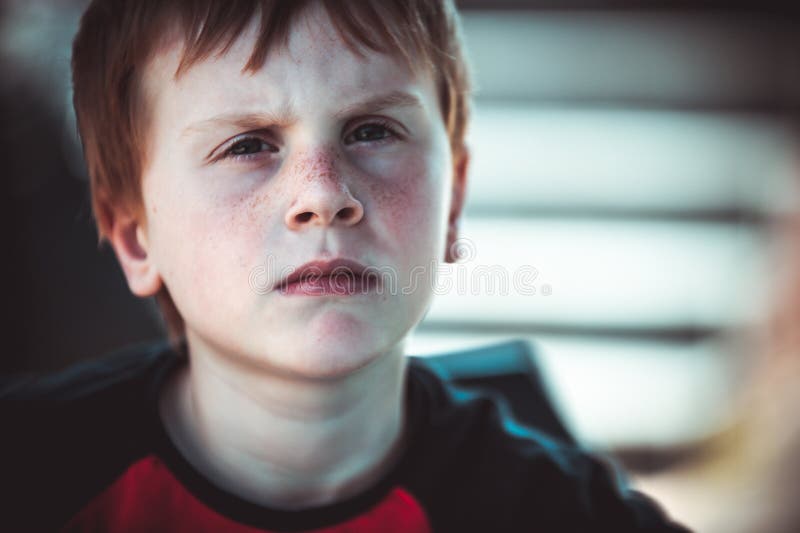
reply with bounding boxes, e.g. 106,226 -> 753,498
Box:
245,187 -> 273,226
289,149 -> 340,184
365,155 -> 436,237
367,179 -> 412,228
221,192 -> 249,234
212,184 -> 275,237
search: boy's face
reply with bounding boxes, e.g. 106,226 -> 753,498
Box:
115,5 -> 467,377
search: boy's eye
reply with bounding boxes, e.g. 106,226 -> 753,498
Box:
352,125 -> 390,142
222,136 -> 278,160
344,122 -> 398,145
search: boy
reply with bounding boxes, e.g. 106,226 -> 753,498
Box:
1,1 -> 688,531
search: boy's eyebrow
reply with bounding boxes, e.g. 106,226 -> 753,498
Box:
335,90 -> 424,119
181,105 -> 295,139
181,91 -> 422,139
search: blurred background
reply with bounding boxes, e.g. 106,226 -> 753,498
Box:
2,0 -> 799,531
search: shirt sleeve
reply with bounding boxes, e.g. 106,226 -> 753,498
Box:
0,345 -> 168,531
512,447 -> 693,532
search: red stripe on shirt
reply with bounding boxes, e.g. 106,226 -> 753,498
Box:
61,455 -> 432,533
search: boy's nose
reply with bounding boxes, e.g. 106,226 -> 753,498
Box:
283,150 -> 364,231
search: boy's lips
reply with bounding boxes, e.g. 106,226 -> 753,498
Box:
275,258 -> 369,292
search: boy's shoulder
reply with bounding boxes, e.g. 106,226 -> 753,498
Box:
404,356 -> 689,532
0,340 -> 178,530
1,340 -> 175,406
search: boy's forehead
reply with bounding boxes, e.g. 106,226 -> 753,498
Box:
141,6 -> 434,126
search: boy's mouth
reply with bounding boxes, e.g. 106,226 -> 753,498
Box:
276,258 -> 374,296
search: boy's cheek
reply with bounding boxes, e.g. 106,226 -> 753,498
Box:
365,152 -> 448,237
145,203 -> 254,309
146,178 -> 274,298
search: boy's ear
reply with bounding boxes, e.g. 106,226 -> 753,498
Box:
104,203 -> 163,297
445,147 -> 470,264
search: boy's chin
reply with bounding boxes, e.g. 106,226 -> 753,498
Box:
249,316 -> 404,380
262,342 -> 393,381
283,350 -> 381,380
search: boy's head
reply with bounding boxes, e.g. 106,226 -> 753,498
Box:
72,0 -> 471,377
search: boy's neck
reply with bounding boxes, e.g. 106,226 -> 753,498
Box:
159,336 -> 410,510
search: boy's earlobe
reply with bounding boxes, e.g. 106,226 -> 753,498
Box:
444,147 -> 470,264
106,205 -> 163,297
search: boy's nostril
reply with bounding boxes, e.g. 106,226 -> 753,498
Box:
290,205 -> 362,227
296,212 -> 313,223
